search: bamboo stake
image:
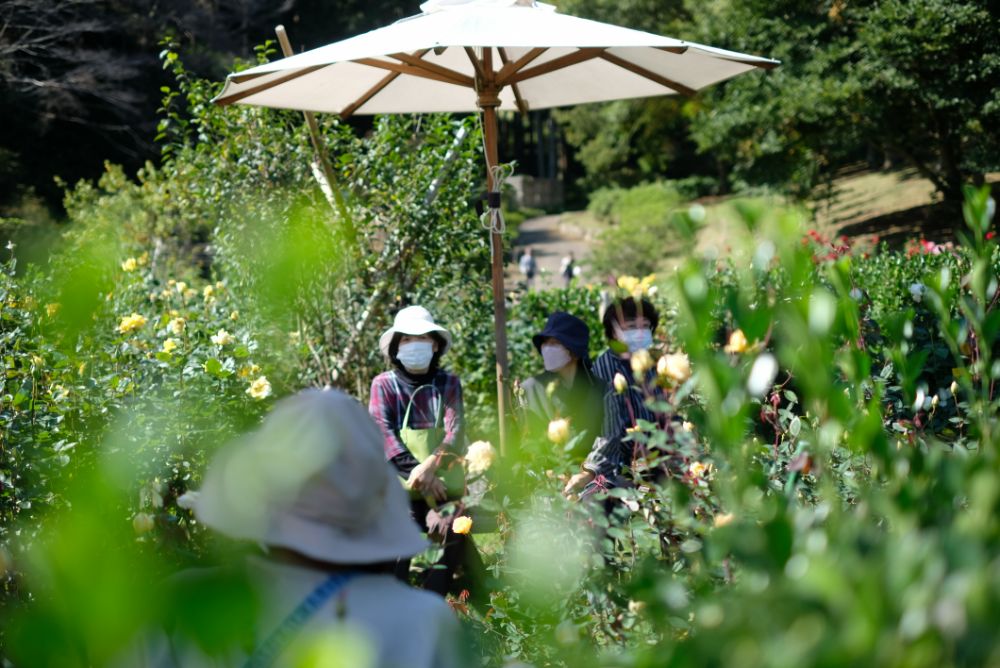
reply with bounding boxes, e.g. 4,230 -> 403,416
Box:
274,25 -> 353,235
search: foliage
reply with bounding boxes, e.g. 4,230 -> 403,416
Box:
458,186 -> 1000,667
3,24 -> 1000,668
585,183 -> 701,277
0,0 -> 421,213
688,0 -> 1000,201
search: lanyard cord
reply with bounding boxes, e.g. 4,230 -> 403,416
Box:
242,572 -> 357,668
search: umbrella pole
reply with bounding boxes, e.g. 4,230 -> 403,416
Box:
478,82 -> 510,457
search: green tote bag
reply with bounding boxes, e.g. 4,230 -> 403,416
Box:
398,380 -> 465,499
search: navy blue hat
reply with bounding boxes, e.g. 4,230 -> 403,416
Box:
532,311 -> 590,361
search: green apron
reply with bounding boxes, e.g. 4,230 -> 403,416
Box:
397,378 -> 465,499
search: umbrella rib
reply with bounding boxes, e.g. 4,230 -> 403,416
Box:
341,70 -> 401,119
214,65 -> 328,106
354,57 -> 470,87
390,51 -> 475,87
494,47 -> 547,85
505,48 -> 606,85
598,52 -> 697,97
463,47 -> 487,84
498,48 -> 529,115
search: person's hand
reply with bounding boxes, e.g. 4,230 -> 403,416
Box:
563,470 -> 595,497
407,458 -> 447,503
425,507 -> 453,538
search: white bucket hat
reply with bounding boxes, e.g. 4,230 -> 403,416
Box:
195,389 -> 427,564
378,305 -> 453,358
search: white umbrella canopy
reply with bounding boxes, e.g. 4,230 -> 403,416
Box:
213,0 -> 778,452
214,0 -> 777,114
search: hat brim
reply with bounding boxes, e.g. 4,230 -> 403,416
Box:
379,321 -> 452,357
197,458 -> 428,564
262,469 -> 428,564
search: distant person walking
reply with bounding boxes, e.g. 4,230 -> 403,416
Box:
559,251 -> 575,288
518,247 -> 538,290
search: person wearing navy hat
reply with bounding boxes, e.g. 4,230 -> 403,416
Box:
518,311 -> 606,467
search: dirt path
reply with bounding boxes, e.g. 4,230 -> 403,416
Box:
507,214 -> 593,290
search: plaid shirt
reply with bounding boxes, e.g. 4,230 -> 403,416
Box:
368,369 -> 464,460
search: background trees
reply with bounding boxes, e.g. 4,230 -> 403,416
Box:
557,0 -> 1000,202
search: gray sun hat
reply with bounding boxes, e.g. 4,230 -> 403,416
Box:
378,305 -> 453,358
195,389 -> 427,564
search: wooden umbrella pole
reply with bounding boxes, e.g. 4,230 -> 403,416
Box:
479,49 -> 510,456
274,26 -> 353,234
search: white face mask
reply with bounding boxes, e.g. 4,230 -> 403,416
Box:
396,341 -> 435,372
541,343 -> 573,372
618,328 -> 653,353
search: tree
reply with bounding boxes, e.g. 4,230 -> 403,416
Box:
689,0 -> 1000,202
0,0 -> 417,213
855,0 -> 1000,201
550,0 -> 714,194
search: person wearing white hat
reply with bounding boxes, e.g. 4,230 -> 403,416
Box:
368,305 -> 484,600
129,389 -> 463,667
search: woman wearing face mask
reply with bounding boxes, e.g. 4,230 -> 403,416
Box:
564,297 -> 665,495
519,312 -> 605,466
369,305 -> 483,600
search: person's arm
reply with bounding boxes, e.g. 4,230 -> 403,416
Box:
368,375 -> 410,465
565,389 -> 626,494
390,451 -> 420,478
440,374 -> 464,452
519,376 -> 554,434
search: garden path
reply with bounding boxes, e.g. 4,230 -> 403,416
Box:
507,213 -> 593,291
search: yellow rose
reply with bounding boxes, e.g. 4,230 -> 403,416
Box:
547,417 -> 571,444
464,440 -> 496,476
617,275 -> 640,294
117,313 -> 148,334
121,257 -> 138,272
452,515 -> 473,535
161,338 -> 179,354
713,513 -> 735,528
182,288 -> 197,302
174,281 -> 187,294
132,512 -> 154,535
167,317 -> 185,335
238,363 -> 262,379
138,252 -> 149,266
723,329 -> 749,354
211,329 -> 235,346
630,349 -> 654,375
657,352 -> 691,383
613,372 -> 629,394
638,274 -> 657,296
229,310 -> 239,321
202,285 -> 214,299
45,303 -> 60,317
688,461 -> 712,479
246,376 -> 272,400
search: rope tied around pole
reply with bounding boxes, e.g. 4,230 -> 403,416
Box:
480,163 -> 514,261
480,163 -> 514,236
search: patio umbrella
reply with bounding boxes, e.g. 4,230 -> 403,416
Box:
213,0 -> 778,452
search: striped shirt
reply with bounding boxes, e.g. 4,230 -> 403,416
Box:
585,349 -> 667,477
